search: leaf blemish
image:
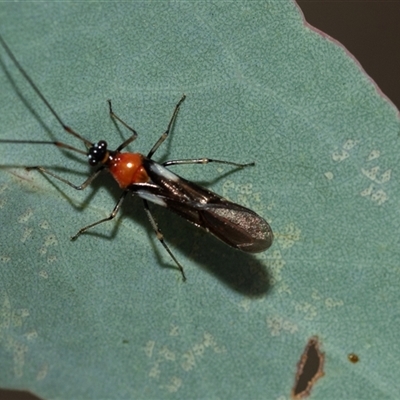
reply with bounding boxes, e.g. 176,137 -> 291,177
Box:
331,138 -> 359,163
291,336 -> 324,399
18,208 -> 33,224
367,149 -> 380,161
348,353 -> 359,363
324,171 -> 334,180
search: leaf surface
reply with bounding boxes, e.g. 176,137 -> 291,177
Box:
0,2 -> 399,399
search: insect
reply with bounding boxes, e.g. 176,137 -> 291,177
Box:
0,34 -> 273,281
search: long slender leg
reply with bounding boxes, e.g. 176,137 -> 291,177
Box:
0,34 -> 93,148
0,139 -> 87,156
146,95 -> 186,159
163,158 -> 255,168
107,100 -> 138,151
27,166 -> 104,190
71,189 -> 129,240
142,199 -> 186,282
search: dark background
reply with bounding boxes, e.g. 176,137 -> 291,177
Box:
1,2 -> 399,400
298,0 -> 400,110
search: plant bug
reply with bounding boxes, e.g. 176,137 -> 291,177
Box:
0,34 -> 273,281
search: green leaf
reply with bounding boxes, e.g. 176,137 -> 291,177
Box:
1,2 -> 399,399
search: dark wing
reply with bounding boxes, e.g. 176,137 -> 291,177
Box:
131,159 -> 273,253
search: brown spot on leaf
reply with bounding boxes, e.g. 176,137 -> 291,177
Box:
348,353 -> 359,363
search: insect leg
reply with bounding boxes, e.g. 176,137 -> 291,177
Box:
107,100 -> 139,151
146,94 -> 186,159
163,158 -> 255,168
0,34 -> 93,148
71,189 -> 129,240
142,199 -> 187,282
27,166 -> 104,190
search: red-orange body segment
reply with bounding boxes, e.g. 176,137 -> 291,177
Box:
108,152 -> 150,189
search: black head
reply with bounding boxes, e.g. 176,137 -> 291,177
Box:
87,140 -> 108,166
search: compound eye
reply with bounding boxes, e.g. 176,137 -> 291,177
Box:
88,140 -> 108,166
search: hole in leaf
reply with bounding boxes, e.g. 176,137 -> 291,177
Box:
291,336 -> 324,399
